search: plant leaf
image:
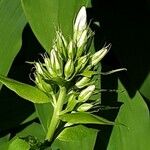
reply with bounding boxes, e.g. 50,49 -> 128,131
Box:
0,134 -> 10,150
0,75 -> 50,103
35,103 -> 54,132
16,122 -> 45,141
60,112 -> 114,125
0,0 -> 26,89
8,138 -> 30,150
52,125 -> 97,150
107,81 -> 150,150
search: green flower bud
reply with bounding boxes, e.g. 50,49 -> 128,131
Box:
64,59 -> 74,80
35,74 -> 52,93
75,54 -> 89,73
77,103 -> 93,112
50,49 -> 63,76
78,85 -> 95,102
44,58 -> 57,78
35,63 -> 44,75
75,77 -> 91,88
68,40 -> 76,59
55,31 -> 67,59
65,93 -> 77,112
91,44 -> 111,66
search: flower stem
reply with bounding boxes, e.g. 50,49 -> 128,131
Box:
45,86 -> 66,141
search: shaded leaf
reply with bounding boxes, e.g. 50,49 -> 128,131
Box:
0,75 -> 50,103
60,112 -> 114,125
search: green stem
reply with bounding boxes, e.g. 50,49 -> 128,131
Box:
45,86 -> 66,141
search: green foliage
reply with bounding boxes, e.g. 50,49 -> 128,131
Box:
107,81 -> 150,150
52,125 -> 98,150
0,0 -> 26,88
0,75 -> 50,103
8,138 -> 30,150
60,112 -> 114,125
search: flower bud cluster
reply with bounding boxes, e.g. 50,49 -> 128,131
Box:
33,6 -> 110,112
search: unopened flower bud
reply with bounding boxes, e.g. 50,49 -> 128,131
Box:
76,54 -> 88,73
64,59 -> 74,80
35,74 -> 52,93
56,31 -> 67,59
75,77 -> 90,88
74,6 -> 87,32
91,44 -> 111,66
78,85 -> 95,102
77,103 -> 93,112
68,40 -> 76,59
50,49 -> 63,76
35,63 -> 44,75
77,29 -> 87,48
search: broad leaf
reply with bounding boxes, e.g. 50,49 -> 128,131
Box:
17,122 -> 45,141
35,103 -> 54,132
8,138 -> 30,150
52,125 -> 97,150
60,112 -> 114,125
21,0 -> 90,51
0,75 -> 50,103
107,81 -> 150,150
0,0 -> 26,89
0,134 -> 10,150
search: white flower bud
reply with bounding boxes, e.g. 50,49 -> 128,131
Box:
75,77 -> 90,88
77,29 -> 87,48
35,63 -> 43,75
74,6 -> 87,32
76,54 -> 88,72
91,44 -> 111,66
78,85 -> 95,102
77,103 -> 93,112
64,59 -> 74,80
50,49 -> 55,68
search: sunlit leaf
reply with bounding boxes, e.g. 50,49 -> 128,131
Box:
60,112 -> 114,125
0,75 -> 50,103
52,125 -> 97,150
0,0 -> 26,89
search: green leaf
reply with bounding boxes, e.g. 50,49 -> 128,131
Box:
81,70 -> 97,77
0,75 -> 50,103
8,138 -> 30,150
52,125 -> 97,150
35,103 -> 54,132
60,112 -> 114,125
17,122 -> 45,141
0,134 -> 10,150
21,0 -> 90,52
107,81 -> 150,150
0,0 -> 26,89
